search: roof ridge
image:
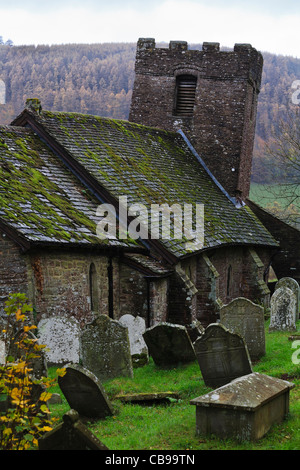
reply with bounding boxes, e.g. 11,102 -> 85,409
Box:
41,108 -> 179,137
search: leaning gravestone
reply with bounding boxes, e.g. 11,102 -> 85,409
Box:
80,314 -> 133,381
58,364 -> 114,419
142,322 -> 196,368
275,277 -> 299,320
38,409 -> 109,450
220,297 -> 265,360
37,316 -> 80,365
269,287 -> 297,332
193,323 -> 253,388
119,314 -> 149,367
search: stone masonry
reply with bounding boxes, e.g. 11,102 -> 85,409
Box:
129,39 -> 263,200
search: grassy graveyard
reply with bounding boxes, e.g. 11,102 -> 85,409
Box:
48,320 -> 300,450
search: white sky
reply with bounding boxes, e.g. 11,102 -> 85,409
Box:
0,0 -> 299,57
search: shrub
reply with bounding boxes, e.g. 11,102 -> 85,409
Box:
0,293 -> 64,450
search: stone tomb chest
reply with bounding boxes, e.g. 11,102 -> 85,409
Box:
190,372 -> 294,441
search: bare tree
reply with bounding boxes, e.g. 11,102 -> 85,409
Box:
255,106 -> 300,228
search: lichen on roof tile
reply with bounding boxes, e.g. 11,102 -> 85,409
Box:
0,125 -> 138,249
14,108 -> 278,255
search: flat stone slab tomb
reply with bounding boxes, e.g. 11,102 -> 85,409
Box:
190,372 -> 295,441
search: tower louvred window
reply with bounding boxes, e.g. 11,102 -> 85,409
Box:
175,75 -> 197,116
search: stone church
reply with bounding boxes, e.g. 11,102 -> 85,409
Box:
0,38 -> 296,331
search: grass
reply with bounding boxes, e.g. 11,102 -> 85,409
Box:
48,320 -> 300,451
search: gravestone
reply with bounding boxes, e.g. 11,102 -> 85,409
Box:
37,316 -> 80,365
269,287 -> 297,332
58,364 -> 114,419
190,372 -> 295,441
142,322 -> 196,368
220,297 -> 265,360
80,314 -> 133,381
275,277 -> 299,320
38,409 -> 109,450
119,314 -> 149,367
193,323 -> 252,388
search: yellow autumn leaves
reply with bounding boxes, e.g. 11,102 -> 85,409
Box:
0,293 -> 65,450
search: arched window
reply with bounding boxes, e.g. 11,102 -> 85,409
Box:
89,262 -> 99,312
175,75 -> 197,116
227,265 -> 232,297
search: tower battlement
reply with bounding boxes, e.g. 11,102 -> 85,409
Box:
129,38 -> 263,199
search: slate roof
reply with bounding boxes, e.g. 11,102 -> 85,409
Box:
11,105 -> 279,258
0,125 -> 139,251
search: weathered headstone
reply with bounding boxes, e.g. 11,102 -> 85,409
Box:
58,364 -> 114,419
190,372 -> 295,441
119,314 -> 149,367
37,316 -> 80,365
220,297 -> 265,360
275,277 -> 299,320
269,287 -> 297,332
38,409 -> 109,450
142,322 -> 196,368
193,323 -> 252,388
80,314 -> 133,381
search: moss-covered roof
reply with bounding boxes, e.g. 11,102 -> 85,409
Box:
12,107 -> 279,256
0,125 -> 139,249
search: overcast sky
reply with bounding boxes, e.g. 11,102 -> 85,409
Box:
0,0 -> 299,57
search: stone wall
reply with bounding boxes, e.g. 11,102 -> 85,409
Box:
194,246 -> 270,326
129,39 -> 263,199
116,262 -> 148,320
0,232 -> 29,309
29,249 -> 112,326
149,277 -> 168,325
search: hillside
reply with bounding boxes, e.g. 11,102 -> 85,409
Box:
0,42 -> 300,186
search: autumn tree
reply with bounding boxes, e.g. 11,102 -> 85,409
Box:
0,293 -> 65,450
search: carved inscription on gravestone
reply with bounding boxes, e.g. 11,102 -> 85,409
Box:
220,297 -> 265,360
275,277 -> 299,320
269,287 -> 297,332
80,314 -> 133,381
193,323 -> 252,388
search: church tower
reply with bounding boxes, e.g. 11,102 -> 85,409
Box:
129,38 -> 263,200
